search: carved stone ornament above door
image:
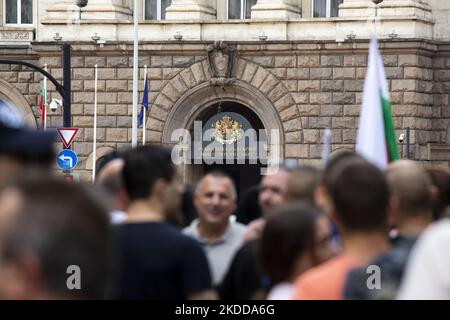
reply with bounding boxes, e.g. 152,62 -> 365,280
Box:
207,41 -> 237,86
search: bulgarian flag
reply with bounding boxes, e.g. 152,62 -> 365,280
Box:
356,37 -> 399,169
39,78 -> 47,130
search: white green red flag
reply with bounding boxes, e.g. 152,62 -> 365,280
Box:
39,78 -> 47,129
356,37 -> 399,169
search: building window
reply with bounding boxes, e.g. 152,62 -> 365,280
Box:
4,0 -> 33,25
228,0 -> 257,19
313,0 -> 343,18
144,0 -> 171,20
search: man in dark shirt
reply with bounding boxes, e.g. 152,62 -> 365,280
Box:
218,239 -> 262,300
119,145 -> 215,300
219,166 -> 292,299
344,160 -> 434,300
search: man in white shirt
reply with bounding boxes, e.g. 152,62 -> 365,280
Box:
184,171 -> 246,286
397,219 -> 450,300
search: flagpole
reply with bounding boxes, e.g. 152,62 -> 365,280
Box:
43,64 -> 47,131
373,4 -> 377,37
372,0 -> 383,37
142,65 -> 147,146
321,128 -> 331,165
131,0 -> 139,148
92,64 -> 98,183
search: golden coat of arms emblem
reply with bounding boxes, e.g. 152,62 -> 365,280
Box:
211,115 -> 243,144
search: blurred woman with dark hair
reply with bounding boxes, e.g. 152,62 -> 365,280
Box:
259,202 -> 336,300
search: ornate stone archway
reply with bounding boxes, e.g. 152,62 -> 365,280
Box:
161,80 -> 285,149
143,56 -> 304,182
0,78 -> 36,127
164,80 -> 285,182
146,58 -> 302,155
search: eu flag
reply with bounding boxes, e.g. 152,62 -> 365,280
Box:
138,75 -> 148,128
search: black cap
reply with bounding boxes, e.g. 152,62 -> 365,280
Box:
0,102 -> 56,157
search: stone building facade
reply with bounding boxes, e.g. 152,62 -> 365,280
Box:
0,0 -> 449,184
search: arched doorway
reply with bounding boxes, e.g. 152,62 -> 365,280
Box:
0,79 -> 36,127
190,100 -> 266,200
161,80 -> 285,189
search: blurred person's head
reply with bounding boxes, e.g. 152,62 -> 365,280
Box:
122,145 -> 182,219
236,185 -> 261,224
194,171 -> 237,232
260,202 -> 335,287
0,102 -> 55,191
180,184 -> 198,227
329,159 -> 390,235
259,167 -> 291,217
96,150 -> 120,176
97,158 -> 129,212
315,151 -> 365,217
386,160 -> 433,234
443,206 -> 450,219
287,166 -> 322,205
425,167 -> 450,221
0,174 -> 113,299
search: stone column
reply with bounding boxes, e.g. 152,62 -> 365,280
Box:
338,0 -> 376,17
82,0 -> 133,20
251,0 -> 301,20
44,0 -> 78,20
339,0 -> 431,19
337,0 -> 432,39
165,0 -> 216,20
45,0 -> 132,21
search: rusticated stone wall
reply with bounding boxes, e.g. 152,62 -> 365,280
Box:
0,40 -> 446,181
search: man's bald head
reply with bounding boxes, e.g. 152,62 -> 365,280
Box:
194,171 -> 237,228
259,167 -> 291,217
97,159 -> 124,194
97,158 -> 128,211
386,160 -> 433,218
195,172 -> 237,201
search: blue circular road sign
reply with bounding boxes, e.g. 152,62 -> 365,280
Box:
56,149 -> 78,171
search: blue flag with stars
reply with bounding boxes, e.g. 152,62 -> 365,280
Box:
138,74 -> 148,128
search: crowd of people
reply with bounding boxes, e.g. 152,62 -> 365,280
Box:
1,101 -> 450,300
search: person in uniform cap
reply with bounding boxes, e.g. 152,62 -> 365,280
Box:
0,101 -> 56,190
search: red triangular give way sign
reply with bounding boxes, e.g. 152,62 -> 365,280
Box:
57,128 -> 78,148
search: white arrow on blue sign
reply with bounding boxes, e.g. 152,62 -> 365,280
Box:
56,149 -> 78,171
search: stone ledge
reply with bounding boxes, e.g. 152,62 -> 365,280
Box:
37,15 -> 434,42
428,143 -> 450,161
30,39 -> 441,55
40,15 -> 434,25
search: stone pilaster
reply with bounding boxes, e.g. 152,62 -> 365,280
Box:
339,0 -> 432,19
165,0 -> 216,20
337,0 -> 433,40
251,0 -> 301,19
338,0 -> 377,17
45,0 -> 132,21
81,0 -> 132,20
